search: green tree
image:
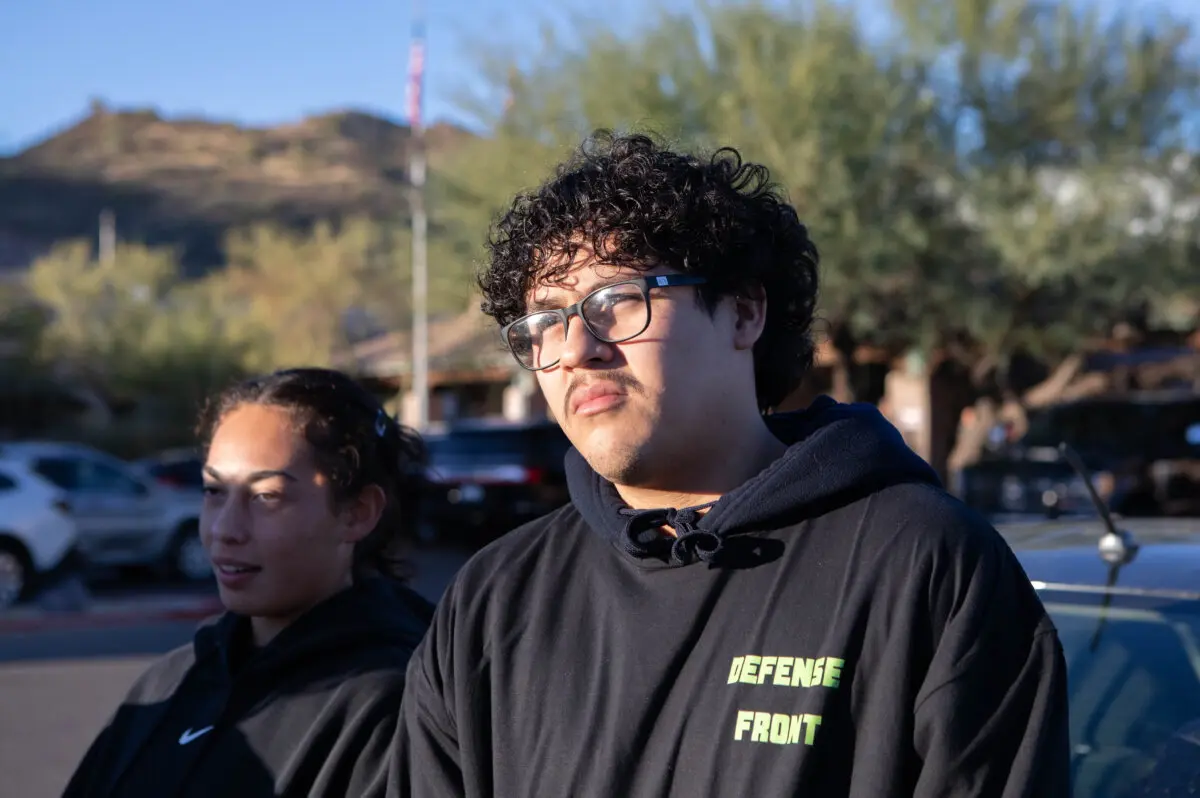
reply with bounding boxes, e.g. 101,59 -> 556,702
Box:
0,282 -> 49,377
213,216 -> 469,370
440,0 -> 959,395
887,0 -> 1200,468
23,240 -> 249,443
26,240 -> 178,362
441,0 -> 1200,471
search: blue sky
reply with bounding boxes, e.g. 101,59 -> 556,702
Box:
0,0 -> 685,153
2,0 -> 1198,155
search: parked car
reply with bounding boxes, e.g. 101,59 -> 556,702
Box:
0,459 -> 80,608
133,447 -> 204,492
958,391 -> 1200,519
0,442 -> 211,582
419,420 -> 573,545
999,515 -> 1200,798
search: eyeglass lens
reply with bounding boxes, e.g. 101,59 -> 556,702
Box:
506,282 -> 649,369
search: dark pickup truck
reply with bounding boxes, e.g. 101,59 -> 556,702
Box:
959,392 -> 1200,519
417,420 -> 572,545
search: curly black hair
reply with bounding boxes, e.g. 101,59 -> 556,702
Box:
479,130 -> 820,411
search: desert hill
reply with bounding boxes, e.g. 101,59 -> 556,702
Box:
0,100 -> 473,273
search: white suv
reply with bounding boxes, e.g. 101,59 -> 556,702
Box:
0,459 -> 79,608
0,442 -> 211,582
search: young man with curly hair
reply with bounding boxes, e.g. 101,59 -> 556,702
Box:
395,132 -> 1070,797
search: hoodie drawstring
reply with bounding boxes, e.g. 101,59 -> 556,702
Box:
619,502 -> 722,566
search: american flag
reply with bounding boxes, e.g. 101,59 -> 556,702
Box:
406,21 -> 425,133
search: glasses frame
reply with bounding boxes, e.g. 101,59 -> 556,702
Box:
501,274 -> 708,371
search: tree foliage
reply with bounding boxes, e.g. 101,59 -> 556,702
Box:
22,240 -> 250,426
9,214 -> 467,447
440,0 -> 1200,369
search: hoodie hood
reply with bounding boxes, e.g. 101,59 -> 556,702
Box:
566,395 -> 942,568
194,576 -> 434,683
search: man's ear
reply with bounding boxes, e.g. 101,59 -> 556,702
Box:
731,283 -> 767,351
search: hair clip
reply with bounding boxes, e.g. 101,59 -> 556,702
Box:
374,408 -> 389,438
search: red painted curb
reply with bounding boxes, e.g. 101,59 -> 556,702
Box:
0,598 -> 224,634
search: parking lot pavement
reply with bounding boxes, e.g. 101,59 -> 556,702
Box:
0,656 -> 156,798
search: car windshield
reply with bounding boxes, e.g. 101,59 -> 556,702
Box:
1045,599 -> 1200,798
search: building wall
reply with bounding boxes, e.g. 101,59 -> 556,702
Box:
397,369 -> 548,429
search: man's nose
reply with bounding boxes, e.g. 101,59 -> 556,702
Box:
558,316 -> 613,368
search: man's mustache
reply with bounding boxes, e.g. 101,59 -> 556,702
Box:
563,372 -> 645,419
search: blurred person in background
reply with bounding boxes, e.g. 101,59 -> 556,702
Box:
395,132 -> 1070,797
63,367 -> 433,798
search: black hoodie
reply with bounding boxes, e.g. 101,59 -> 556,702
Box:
397,396 -> 1071,797
64,577 -> 432,798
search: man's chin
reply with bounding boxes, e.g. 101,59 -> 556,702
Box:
574,429 -> 650,480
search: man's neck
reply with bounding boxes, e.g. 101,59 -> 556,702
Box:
613,419 -> 787,512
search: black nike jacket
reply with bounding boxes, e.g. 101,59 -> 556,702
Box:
63,577 -> 432,798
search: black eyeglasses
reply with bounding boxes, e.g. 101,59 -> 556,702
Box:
501,274 -> 707,371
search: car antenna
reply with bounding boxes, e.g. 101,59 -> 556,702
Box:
1057,442 -> 1138,567
1058,441 -> 1138,652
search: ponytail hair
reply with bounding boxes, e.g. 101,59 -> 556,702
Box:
198,367 -> 427,581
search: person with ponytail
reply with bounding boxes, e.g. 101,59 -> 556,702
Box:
64,368 -> 433,798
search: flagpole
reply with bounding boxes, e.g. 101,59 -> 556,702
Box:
407,4 -> 429,430
98,209 -> 116,264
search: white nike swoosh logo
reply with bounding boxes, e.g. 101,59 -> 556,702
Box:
178,726 -> 214,745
